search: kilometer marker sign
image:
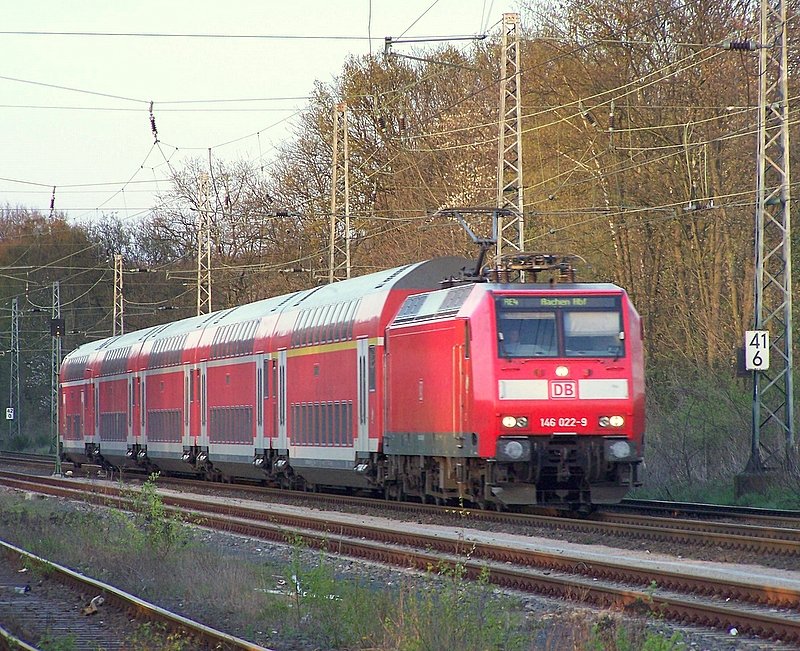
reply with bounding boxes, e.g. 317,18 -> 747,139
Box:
745,330 -> 769,371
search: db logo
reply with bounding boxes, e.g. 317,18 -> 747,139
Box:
549,380 -> 577,399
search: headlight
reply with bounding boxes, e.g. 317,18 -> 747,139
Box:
599,415 -> 625,428
607,440 -> 632,459
496,438 -> 531,462
501,416 -> 529,429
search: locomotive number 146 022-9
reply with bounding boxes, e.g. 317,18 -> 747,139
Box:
539,417 -> 588,428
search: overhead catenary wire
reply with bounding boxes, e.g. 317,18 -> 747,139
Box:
0,23 -> 749,216
0,29 -> 480,41
0,1 -> 772,276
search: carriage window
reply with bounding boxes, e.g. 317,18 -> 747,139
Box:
564,311 -> 622,357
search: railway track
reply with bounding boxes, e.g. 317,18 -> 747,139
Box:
0,538 -> 270,651
3,454 -> 800,555
610,498 -> 800,527
3,458 -> 799,557
1,471 -> 799,646
143,475 -> 800,557
0,452 -> 56,468
7,451 -> 800,526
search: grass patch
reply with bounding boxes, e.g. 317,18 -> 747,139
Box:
0,484 -> 694,650
631,473 -> 800,509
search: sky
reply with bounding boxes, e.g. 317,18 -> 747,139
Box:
1,0 -> 518,224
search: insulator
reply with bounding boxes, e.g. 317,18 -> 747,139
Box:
724,39 -> 757,51
149,100 -> 158,141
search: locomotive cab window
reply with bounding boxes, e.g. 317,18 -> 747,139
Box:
498,313 -> 557,358
495,295 -> 624,359
564,311 -> 622,357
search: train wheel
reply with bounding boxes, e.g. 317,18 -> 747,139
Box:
569,503 -> 596,518
384,484 -> 403,501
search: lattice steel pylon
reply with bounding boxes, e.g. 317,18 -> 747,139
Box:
112,254 -> 124,336
496,12 -> 524,264
749,0 -> 795,470
197,173 -> 212,316
329,102 -> 351,283
50,281 -> 62,475
8,297 -> 20,441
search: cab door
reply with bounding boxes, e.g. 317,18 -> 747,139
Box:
453,320 -> 471,435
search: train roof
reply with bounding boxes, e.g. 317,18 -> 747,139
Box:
63,256 -> 471,362
389,280 -> 628,327
486,282 -> 625,292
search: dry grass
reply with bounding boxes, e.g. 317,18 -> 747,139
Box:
0,486 -> 686,650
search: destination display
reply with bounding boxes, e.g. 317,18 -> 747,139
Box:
498,295 -> 619,309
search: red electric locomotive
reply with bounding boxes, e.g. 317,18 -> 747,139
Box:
60,253 -> 644,511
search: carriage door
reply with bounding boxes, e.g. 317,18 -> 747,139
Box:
356,338 -> 369,452
183,367 -> 191,446
198,365 -> 208,448
94,383 -> 99,441
255,354 -> 268,451
276,350 -> 288,450
86,379 -> 94,440
127,376 -> 134,445
137,375 -> 145,444
79,389 -> 85,440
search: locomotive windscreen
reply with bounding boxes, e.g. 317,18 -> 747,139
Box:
495,294 -> 624,358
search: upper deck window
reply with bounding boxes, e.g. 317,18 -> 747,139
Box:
495,294 -> 624,359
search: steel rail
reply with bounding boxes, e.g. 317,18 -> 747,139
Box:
0,625 -> 39,651
132,503 -> 800,645
1,473 -> 799,644
151,474 -> 800,548
10,469 -> 799,557
618,498 -> 800,521
0,539 -> 271,651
